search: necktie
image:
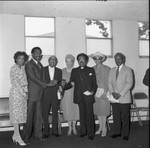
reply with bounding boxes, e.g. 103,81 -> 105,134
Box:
116,66 -> 119,80
37,62 -> 41,69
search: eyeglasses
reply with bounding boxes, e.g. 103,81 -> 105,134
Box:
93,57 -> 102,61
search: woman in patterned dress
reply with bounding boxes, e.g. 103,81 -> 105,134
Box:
9,51 -> 29,146
90,52 -> 110,137
61,54 -> 79,136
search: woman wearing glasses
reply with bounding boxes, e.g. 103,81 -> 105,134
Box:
90,52 -> 110,137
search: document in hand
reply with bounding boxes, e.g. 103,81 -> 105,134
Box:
107,91 -> 119,103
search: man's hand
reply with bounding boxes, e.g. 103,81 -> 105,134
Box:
83,91 -> 94,96
112,92 -> 121,100
47,79 -> 58,87
61,80 -> 66,87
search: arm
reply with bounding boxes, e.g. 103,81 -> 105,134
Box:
69,68 -> 75,83
10,67 -> 26,94
119,68 -> 133,98
91,68 -> 97,95
25,63 -> 47,88
108,70 -> 114,94
143,68 -> 149,86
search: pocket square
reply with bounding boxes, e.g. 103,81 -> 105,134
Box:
89,73 -> 92,76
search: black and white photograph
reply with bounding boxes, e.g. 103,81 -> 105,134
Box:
0,0 -> 149,148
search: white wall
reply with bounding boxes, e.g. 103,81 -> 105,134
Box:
0,14 -> 149,98
0,14 -> 24,97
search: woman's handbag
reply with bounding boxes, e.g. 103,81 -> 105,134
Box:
95,88 -> 104,98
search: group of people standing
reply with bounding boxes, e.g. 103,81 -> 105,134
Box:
9,46 -> 134,146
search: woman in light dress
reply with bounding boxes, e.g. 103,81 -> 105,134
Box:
91,52 -> 110,137
9,51 -> 29,146
61,54 -> 79,136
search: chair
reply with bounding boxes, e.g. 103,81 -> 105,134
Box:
130,92 -> 149,126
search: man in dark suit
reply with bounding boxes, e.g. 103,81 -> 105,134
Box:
42,55 -> 62,138
24,47 -> 49,141
70,53 -> 97,140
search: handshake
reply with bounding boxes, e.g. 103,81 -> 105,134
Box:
46,79 -> 67,87
47,79 -> 59,87
46,79 -> 72,91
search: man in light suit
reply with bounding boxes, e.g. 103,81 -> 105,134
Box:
24,47 -> 49,142
70,53 -> 97,140
108,52 -> 133,141
42,56 -> 62,138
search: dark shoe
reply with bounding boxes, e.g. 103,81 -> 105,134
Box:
88,136 -> 94,140
52,133 -> 59,137
111,134 -> 121,138
123,136 -> 129,141
80,134 -> 87,138
39,136 -> 46,141
43,135 -> 49,139
23,137 -> 30,144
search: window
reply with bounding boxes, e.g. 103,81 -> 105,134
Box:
86,19 -> 112,56
25,17 -> 55,55
138,22 -> 149,57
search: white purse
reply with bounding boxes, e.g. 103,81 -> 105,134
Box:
95,88 -> 104,98
57,90 -> 62,100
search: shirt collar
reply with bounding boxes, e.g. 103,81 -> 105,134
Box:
49,66 -> 55,70
32,58 -> 38,64
116,64 -> 123,71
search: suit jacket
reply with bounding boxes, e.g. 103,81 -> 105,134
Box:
108,65 -> 133,104
70,66 -> 97,104
25,59 -> 46,102
43,66 -> 62,101
143,68 -> 149,87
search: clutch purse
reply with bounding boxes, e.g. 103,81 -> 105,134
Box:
95,88 -> 104,98
57,90 -> 63,100
106,91 -> 119,103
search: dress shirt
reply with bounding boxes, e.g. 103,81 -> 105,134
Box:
48,66 -> 55,80
116,64 -> 123,80
32,58 -> 38,64
116,64 -> 123,72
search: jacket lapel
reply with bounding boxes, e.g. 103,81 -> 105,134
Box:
53,67 -> 57,80
46,66 -> 51,82
116,65 -> 125,82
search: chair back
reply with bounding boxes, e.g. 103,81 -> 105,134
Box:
133,92 -> 149,108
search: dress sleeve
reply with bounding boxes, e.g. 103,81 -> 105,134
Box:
10,66 -> 26,95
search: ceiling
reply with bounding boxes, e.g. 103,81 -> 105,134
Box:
0,0 -> 149,21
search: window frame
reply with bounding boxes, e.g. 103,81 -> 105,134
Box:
138,21 -> 149,58
24,16 -> 56,56
85,18 -> 113,57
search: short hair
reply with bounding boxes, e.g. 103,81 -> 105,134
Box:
65,54 -> 75,63
13,51 -> 29,63
114,52 -> 126,64
77,53 -> 89,62
31,47 -> 42,54
48,55 -> 58,63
